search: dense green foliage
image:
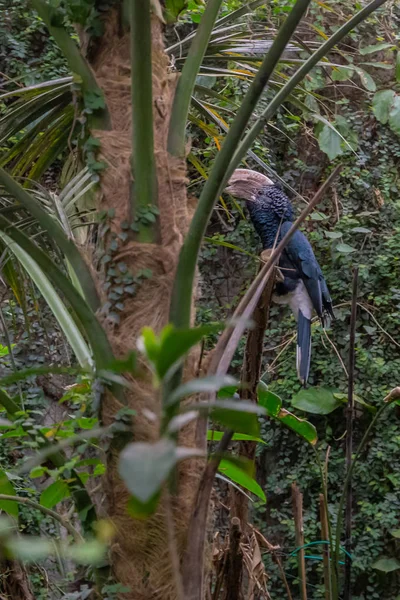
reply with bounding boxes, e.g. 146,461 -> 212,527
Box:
195,4 -> 400,598
1,0 -> 400,598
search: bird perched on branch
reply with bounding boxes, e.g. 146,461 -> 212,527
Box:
225,169 -> 334,385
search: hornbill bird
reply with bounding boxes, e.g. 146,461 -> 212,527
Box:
225,169 -> 334,385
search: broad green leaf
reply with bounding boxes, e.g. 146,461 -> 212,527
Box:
218,459 -> 266,502
40,480 -> 70,509
257,387 -> 282,417
66,540 -> 106,565
291,387 -> 345,415
277,409 -> 317,445
397,53 -> 400,83
207,431 -> 266,444
389,95 -> 400,135
217,384 -> 239,399
7,537 -> 53,561
167,375 -> 238,406
359,42 -> 394,55
119,439 -> 176,503
355,67 -> 376,91
0,471 -> 18,519
331,66 -> 354,81
351,227 -> 371,234
336,243 -> 356,253
325,231 -> 343,239
372,90 -> 396,124
140,324 -> 222,380
258,385 -> 317,445
390,529 -> 400,538
127,493 -> 160,520
188,400 -> 265,436
317,123 -> 342,161
372,557 -> 400,573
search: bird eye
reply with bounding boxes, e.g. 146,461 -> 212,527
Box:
257,190 -> 263,196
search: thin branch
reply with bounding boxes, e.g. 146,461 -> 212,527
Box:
333,397 -> 398,600
0,495 -> 83,542
344,268 -> 358,600
165,491 -> 184,600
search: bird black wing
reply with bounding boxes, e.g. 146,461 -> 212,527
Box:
280,222 -> 334,324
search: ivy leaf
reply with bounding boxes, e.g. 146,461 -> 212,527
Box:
218,459 -> 266,503
372,557 -> 400,573
389,95 -> 400,135
83,90 -> 106,111
336,243 -> 356,253
291,387 -> 345,415
164,0 -> 187,22
317,124 -> 343,161
0,471 -> 18,519
372,90 -> 396,124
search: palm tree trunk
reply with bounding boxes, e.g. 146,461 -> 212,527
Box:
90,12 -> 200,599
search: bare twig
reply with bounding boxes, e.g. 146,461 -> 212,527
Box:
344,268 -> 358,600
223,517 -> 243,600
292,483 -> 307,600
231,252 -> 276,526
0,494 -> 82,542
320,493 -> 332,600
165,491 -> 185,600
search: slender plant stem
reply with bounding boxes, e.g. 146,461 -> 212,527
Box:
333,398 -> 397,599
227,0 -> 389,182
130,0 -> 158,242
0,494 -> 83,542
344,268 -> 358,600
314,448 -> 337,596
168,0 -> 224,156
0,168 -> 100,312
31,0 -> 110,130
170,0 -> 312,329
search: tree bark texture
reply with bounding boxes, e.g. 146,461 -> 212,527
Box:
89,13 -> 201,599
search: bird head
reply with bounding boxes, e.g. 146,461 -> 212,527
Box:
225,169 -> 274,203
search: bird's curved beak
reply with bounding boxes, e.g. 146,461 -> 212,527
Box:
225,169 -> 274,202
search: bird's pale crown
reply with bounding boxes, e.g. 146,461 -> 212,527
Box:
225,169 -> 274,202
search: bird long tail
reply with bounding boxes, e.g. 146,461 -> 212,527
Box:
296,310 -> 311,386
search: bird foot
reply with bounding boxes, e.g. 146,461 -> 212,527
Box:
260,250 -> 284,282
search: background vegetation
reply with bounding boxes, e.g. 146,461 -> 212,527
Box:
1,0 -> 400,599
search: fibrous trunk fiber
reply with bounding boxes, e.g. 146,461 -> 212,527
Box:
90,13 -> 201,600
